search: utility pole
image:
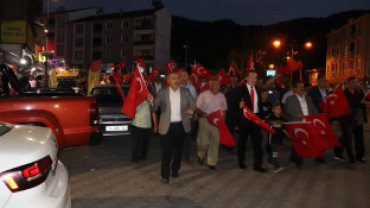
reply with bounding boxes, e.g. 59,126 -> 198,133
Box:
183,39 -> 189,71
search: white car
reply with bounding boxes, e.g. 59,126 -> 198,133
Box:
0,122 -> 71,208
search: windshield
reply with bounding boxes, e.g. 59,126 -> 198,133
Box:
91,87 -> 129,105
0,123 -> 12,136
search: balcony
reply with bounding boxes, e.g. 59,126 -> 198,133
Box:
134,40 -> 154,45
135,25 -> 154,30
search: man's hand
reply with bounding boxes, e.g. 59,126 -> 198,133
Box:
298,114 -> 304,119
185,109 -> 194,115
239,100 -> 245,108
153,126 -> 158,133
146,94 -> 154,102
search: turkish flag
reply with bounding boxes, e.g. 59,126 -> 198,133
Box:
206,108 -> 236,147
304,114 -> 342,149
198,81 -> 210,94
242,104 -> 275,133
112,69 -> 126,102
149,65 -> 159,82
132,56 -> 145,68
229,62 -> 241,75
237,77 -> 247,87
285,122 -> 324,157
214,69 -> 229,85
299,69 -> 303,82
128,66 -> 135,85
190,73 -> 201,90
121,65 -> 149,118
245,55 -> 255,74
143,73 -> 153,91
319,86 -> 351,118
275,68 -> 283,88
364,90 -> 370,100
277,59 -> 303,75
194,64 -> 213,80
165,60 -> 177,74
110,60 -> 127,70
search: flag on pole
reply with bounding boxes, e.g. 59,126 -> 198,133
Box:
207,108 -> 236,147
112,69 -> 126,102
229,62 -> 241,76
132,56 -> 145,68
149,65 -> 159,82
214,69 -> 229,85
198,81 -> 210,94
165,60 -> 177,74
190,73 -> 201,90
194,64 -> 212,80
245,54 -> 255,74
299,69 -> 303,82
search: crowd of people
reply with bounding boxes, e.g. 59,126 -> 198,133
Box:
127,69 -> 368,184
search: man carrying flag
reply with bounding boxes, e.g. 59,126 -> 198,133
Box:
286,81 -> 318,167
196,77 -> 228,170
235,70 -> 267,172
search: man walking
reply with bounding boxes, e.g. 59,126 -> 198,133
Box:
235,70 -> 266,172
152,72 -> 197,183
197,78 -> 227,170
286,81 -> 318,167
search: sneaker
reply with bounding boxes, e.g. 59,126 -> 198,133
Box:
266,163 -> 274,169
357,158 -> 366,163
350,158 -> 357,165
274,167 -> 284,173
334,156 -> 346,162
133,164 -> 142,169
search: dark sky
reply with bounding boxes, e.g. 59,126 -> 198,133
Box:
49,0 -> 370,25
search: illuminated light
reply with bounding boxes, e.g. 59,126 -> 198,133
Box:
54,105 -> 59,108
44,29 -> 48,33
27,138 -> 34,141
273,40 -> 281,48
305,42 -> 312,49
26,107 -> 31,110
5,177 -> 19,189
268,64 -> 275,69
20,58 -> 27,65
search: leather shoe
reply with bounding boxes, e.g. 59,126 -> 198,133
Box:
207,165 -> 216,170
315,157 -> 327,164
171,172 -> 178,178
253,166 -> 267,172
198,156 -> 204,165
239,164 -> 246,169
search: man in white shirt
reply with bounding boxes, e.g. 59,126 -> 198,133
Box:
286,81 -> 318,167
196,78 -> 227,169
152,74 -> 165,97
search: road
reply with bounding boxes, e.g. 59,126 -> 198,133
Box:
59,126 -> 370,208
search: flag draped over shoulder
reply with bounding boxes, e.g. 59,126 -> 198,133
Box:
206,108 -> 236,147
87,60 -> 101,94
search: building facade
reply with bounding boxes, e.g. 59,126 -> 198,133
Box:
326,15 -> 370,84
65,7 -> 171,73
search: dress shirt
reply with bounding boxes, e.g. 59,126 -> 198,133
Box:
281,90 -> 294,104
155,82 -> 162,93
170,88 -> 182,122
246,83 -> 259,113
296,94 -> 309,116
319,87 -> 327,99
197,90 -> 228,114
181,81 -> 198,100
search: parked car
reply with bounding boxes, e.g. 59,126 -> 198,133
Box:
0,63 -> 102,149
0,122 -> 71,208
91,84 -> 132,136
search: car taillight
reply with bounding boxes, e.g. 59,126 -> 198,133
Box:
89,102 -> 99,126
0,156 -> 52,192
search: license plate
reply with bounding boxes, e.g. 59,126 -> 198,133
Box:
106,125 -> 128,131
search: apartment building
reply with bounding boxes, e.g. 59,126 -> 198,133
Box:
65,6 -> 171,73
326,14 -> 370,84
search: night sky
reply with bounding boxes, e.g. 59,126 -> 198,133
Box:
49,0 -> 370,25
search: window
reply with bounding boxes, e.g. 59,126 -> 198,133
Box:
75,24 -> 83,34
92,51 -> 102,60
75,37 -> 83,47
57,30 -> 64,42
74,51 -> 83,60
121,49 -> 128,58
93,37 -> 102,47
48,18 -> 55,25
107,22 -> 113,30
121,35 -> 128,43
58,17 -> 65,25
106,36 -> 113,44
105,50 -> 111,58
57,45 -> 64,56
93,23 -> 102,33
350,43 -> 355,55
122,20 -> 129,29
351,24 -> 356,35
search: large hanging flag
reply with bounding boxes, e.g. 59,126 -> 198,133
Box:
149,65 -> 160,82
229,62 -> 241,76
285,122 -> 324,157
121,65 -> 149,118
207,108 -> 236,147
87,60 -> 101,94
214,69 -> 229,85
304,114 -> 342,149
242,104 -> 275,133
245,54 -> 255,74
319,86 -> 351,118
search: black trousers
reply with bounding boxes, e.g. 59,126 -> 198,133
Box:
131,126 -> 152,162
161,122 -> 186,179
353,124 -> 365,159
334,120 -> 356,161
290,146 -> 304,166
238,124 -> 263,167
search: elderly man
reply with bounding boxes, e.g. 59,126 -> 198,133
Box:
196,77 -> 227,169
152,72 -> 197,183
179,70 -> 198,164
286,81 -> 318,167
236,70 -> 266,172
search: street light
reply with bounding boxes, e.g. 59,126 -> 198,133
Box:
305,42 -> 312,49
268,64 -> 274,69
20,58 -> 27,65
273,40 -> 281,48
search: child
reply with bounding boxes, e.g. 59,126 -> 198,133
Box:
267,103 -> 290,173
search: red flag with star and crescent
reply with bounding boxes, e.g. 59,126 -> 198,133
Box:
242,104 -> 275,133
149,65 -> 160,82
198,81 -> 210,94
132,56 -> 145,68
143,73 -> 153,91
190,73 -> 201,90
112,69 -> 126,102
214,69 -> 229,85
165,60 -> 177,74
193,64 -> 212,80
128,66 -> 135,85
285,122 -> 324,157
238,77 -> 247,87
319,86 -> 351,118
121,65 -> 149,118
229,62 -> 241,76
245,54 -> 255,74
206,108 -> 236,147
304,114 -> 342,150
